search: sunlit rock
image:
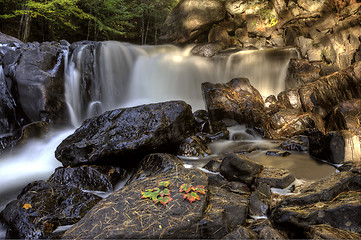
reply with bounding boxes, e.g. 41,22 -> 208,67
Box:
55,101 -> 196,168
202,78 -> 266,129
327,98 -> 361,135
309,130 -> 361,164
160,0 -> 226,44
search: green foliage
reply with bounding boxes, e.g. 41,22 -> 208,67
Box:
0,0 -> 180,43
141,181 -> 173,206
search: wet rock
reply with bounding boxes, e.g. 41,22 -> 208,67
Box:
0,32 -> 24,45
200,185 -> 249,238
196,131 -> 229,143
62,154 -> 208,239
256,167 -> 295,189
268,109 -> 324,139
266,150 -> 291,157
191,42 -> 225,57
265,95 -> 280,115
285,59 -> 322,89
273,191 -> 361,236
177,135 -> 211,157
223,181 -> 250,196
259,226 -> 286,240
277,89 -> 302,110
327,98 -> 361,135
160,0 -> 226,44
203,158 -> 222,172
1,180 -> 101,239
14,42 -> 67,123
193,109 -> 208,132
306,224 -> 361,239
249,183 -> 271,217
55,101 -> 196,167
309,130 -> 361,164
16,121 -> 50,145
202,78 -> 266,129
278,135 -> 309,152
221,225 -> 257,239
220,153 -> 263,187
126,153 -> 183,184
48,165 -> 126,192
278,171 -> 357,206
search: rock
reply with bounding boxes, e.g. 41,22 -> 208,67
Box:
298,62 -> 361,113
177,135 -> 211,157
285,59 -> 321,89
256,167 -> 295,189
220,153 -> 263,186
0,66 -> 20,135
55,101 -> 196,167
265,95 -> 281,115
309,130 -> 361,164
266,150 -> 291,157
221,225 -> 257,239
202,78 -> 266,129
249,183 -> 271,217
278,171 -> 357,206
199,185 -> 249,238
160,0 -> 226,44
223,181 -> 250,196
48,165 -> 127,192
203,158 -> 222,172
62,154 -> 209,239
259,226 -> 286,240
327,98 -> 361,135
13,42 -> 67,123
1,180 -> 101,239
306,224 -> 361,239
273,190 -> 361,236
268,109 -> 324,139
0,32 -> 23,45
191,42 -> 225,57
278,135 -> 309,152
277,89 -> 302,110
193,109 -> 208,132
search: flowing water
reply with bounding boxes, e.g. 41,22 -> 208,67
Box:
0,42 -> 334,235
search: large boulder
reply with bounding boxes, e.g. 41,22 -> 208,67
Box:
55,101 -> 196,167
160,0 -> 226,44
1,180 -> 101,239
327,98 -> 361,135
309,130 -> 361,164
62,153 -> 209,239
202,78 -> 266,129
13,42 -> 68,123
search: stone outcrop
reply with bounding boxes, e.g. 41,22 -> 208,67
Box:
55,101 -> 196,167
202,78 -> 266,129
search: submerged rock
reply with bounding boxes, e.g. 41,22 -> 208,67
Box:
1,180 -> 101,239
55,101 -> 196,167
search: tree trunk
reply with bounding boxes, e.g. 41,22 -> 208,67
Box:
19,12 -> 31,43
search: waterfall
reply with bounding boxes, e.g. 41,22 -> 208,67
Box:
65,42 -> 300,124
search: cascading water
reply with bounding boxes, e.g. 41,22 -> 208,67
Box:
1,41 -> 331,234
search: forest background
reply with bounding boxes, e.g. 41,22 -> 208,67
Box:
0,0 -> 179,44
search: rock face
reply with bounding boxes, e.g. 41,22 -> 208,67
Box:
202,78 -> 265,129
1,180 -> 101,239
55,101 -> 196,167
160,0 -> 226,44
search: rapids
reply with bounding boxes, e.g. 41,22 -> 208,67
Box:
0,42 -> 333,222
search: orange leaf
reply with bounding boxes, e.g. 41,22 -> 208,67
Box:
22,203 -> 32,209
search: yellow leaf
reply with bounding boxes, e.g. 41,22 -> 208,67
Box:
23,203 -> 32,209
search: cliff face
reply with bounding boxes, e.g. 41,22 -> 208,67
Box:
161,0 -> 361,69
